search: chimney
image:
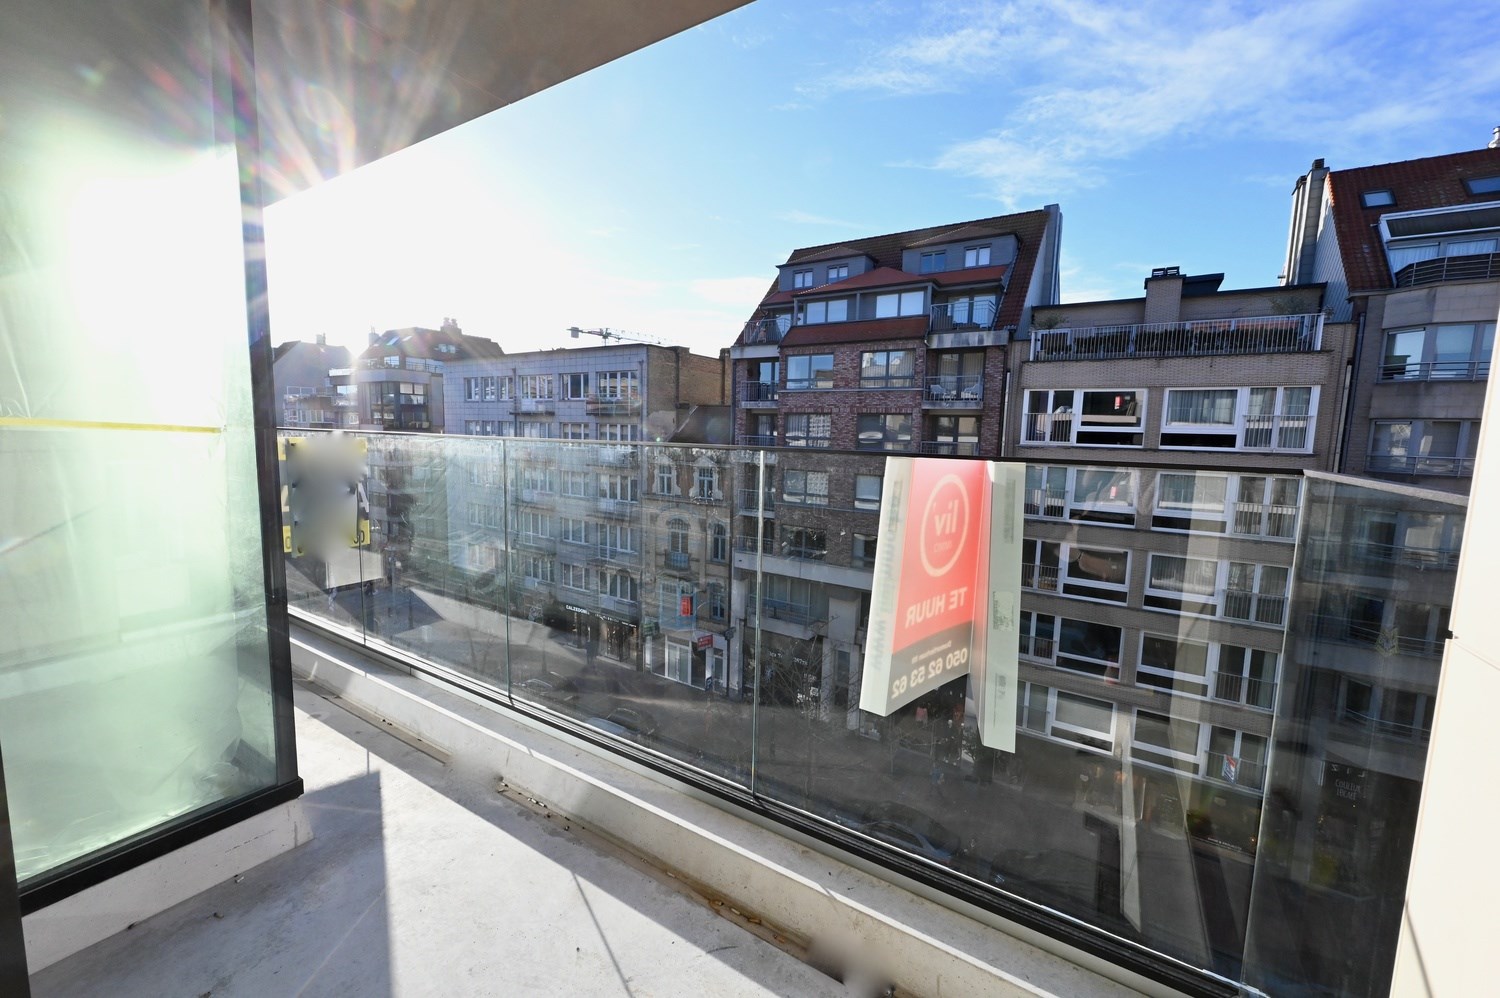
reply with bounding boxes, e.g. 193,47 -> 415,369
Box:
315,333 -> 326,346
368,326 -> 378,347
1143,267 -> 1184,324
441,316 -> 461,335
1490,126 -> 1499,150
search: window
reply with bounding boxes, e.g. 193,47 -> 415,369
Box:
1023,389 -> 1144,447
1055,618 -> 1122,680
1387,235 -> 1500,273
665,519 -> 690,570
1132,710 -> 1203,774
785,354 -> 834,389
800,298 -> 849,324
1018,611 -> 1056,660
784,413 -> 832,447
521,554 -> 553,584
782,527 -> 826,561
599,473 -> 638,503
859,350 -> 915,388
1160,386 -> 1315,451
1145,554 -> 1219,616
856,413 -> 913,451
1233,476 -> 1300,539
1020,539 -> 1059,592
598,523 -> 638,556
1369,419 -> 1481,476
1463,175 -> 1500,195
710,523 -> 728,562
1207,728 -> 1268,790
852,533 -> 878,568
1216,646 -> 1279,709
597,421 -> 640,442
561,563 -> 589,592
854,474 -> 882,511
562,373 -> 590,399
919,250 -> 946,273
1051,691 -> 1115,753
1152,471 -> 1230,531
496,376 -> 513,400
1380,323 -> 1493,380
1360,189 -> 1395,208
874,290 -> 925,317
964,245 -> 991,267
925,415 -> 980,455
560,516 -> 589,545
520,467 -> 554,493
1062,546 -> 1129,603
782,469 -> 829,506
595,371 -> 639,400
516,510 -> 551,541
1338,678 -> 1436,740
1224,563 -> 1289,626
655,461 -> 678,496
601,570 -> 637,603
465,377 -> 482,402
1137,634 -> 1212,698
467,543 -> 499,572
561,470 -> 592,497
695,463 -> 720,500
827,264 -> 849,281
561,422 -> 590,440
465,419 -> 482,435
1023,465 -> 1136,526
792,268 -> 813,289
517,375 -> 554,399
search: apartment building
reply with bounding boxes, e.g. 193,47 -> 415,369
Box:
441,343 -> 729,684
1283,146 -> 1500,491
726,209 -> 1063,715
270,337 -> 353,428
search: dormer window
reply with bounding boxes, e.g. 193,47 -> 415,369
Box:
1464,176 -> 1500,196
1361,189 -> 1396,208
920,250 -> 946,274
828,264 -> 849,281
792,269 -> 814,289
798,298 -> 849,324
964,245 -> 992,267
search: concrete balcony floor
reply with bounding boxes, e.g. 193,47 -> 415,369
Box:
30,682 -> 844,998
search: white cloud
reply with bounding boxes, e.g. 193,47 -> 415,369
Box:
774,209 -> 865,228
804,0 -> 1500,204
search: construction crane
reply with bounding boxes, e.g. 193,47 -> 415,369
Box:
567,325 -> 665,346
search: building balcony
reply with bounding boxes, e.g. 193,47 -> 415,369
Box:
596,497 -> 639,517
516,532 -> 555,551
593,545 -> 638,567
918,440 -> 979,456
922,376 -> 983,407
736,434 -> 776,447
517,397 -> 556,415
586,392 -> 642,415
1367,454 -> 1476,478
740,315 -> 790,346
1392,251 -> 1500,288
736,488 -> 775,513
741,381 -> 779,406
929,299 -> 998,333
1029,313 -> 1323,362
662,550 -> 692,572
1213,673 -> 1278,711
1378,358 -> 1490,382
598,593 -> 639,618
1205,751 -> 1266,792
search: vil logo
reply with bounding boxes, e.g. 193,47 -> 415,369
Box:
918,474 -> 970,577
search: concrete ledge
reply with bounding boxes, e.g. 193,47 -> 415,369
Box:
291,627 -> 1169,997
22,800 -> 312,973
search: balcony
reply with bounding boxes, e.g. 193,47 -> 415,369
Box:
749,599 -> 822,626
517,397 -> 556,415
1205,752 -> 1266,792
596,497 -> 639,517
595,444 -> 637,467
741,381 -> 779,406
1367,454 -> 1476,478
922,376 -> 983,408
929,299 -> 998,333
598,593 -> 639,618
918,440 -> 979,456
740,315 -> 789,346
594,545 -> 638,566
736,488 -> 775,513
1392,251 -> 1500,288
586,392 -> 642,415
516,532 -> 554,551
736,434 -> 776,447
1378,358 -> 1490,382
662,550 -> 692,571
1029,313 -> 1323,362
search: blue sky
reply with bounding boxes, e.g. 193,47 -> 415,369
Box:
265,0 -> 1500,357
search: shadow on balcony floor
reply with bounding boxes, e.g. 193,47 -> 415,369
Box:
30,683 -> 843,998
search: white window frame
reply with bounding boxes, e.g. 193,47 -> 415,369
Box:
1368,419 -> 1481,477
827,264 -> 849,281
1022,389 -> 1146,448
854,474 -> 882,511
562,373 -> 590,400
1060,544 -> 1130,604
874,290 -> 925,318
782,469 -> 830,506
792,268 -> 814,289
1159,386 -> 1317,453
964,244 -> 991,267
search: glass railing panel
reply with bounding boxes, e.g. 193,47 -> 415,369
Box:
1241,473 -> 1464,998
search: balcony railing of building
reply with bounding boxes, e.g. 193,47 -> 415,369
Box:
742,381 -> 779,406
599,594 -> 640,617
748,599 -> 822,626
586,391 -> 643,415
1392,252 -> 1500,288
596,497 -> 639,517
736,488 -> 775,512
741,315 -> 791,345
1019,634 -> 1055,660
929,299 -> 998,332
1308,613 -> 1446,657
1021,564 -> 1060,591
923,376 -> 984,407
1205,752 -> 1266,792
919,440 -> 980,456
1340,707 -> 1434,742
663,550 -> 692,571
595,445 -> 638,466
1223,590 -> 1287,626
736,433 -> 777,447
1029,313 -> 1323,362
594,545 -> 638,566
1378,358 -> 1491,382
1367,454 -> 1476,477
1213,673 -> 1277,710
518,397 -> 557,414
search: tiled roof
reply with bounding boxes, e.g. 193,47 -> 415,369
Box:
357,326 -> 505,362
1328,148 -> 1500,293
905,222 -> 1010,248
793,266 -> 925,296
789,244 -> 870,265
741,209 -> 1051,343
780,315 -> 928,347
930,264 -> 1009,287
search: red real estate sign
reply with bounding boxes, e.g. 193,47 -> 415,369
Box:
860,458 -> 988,715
